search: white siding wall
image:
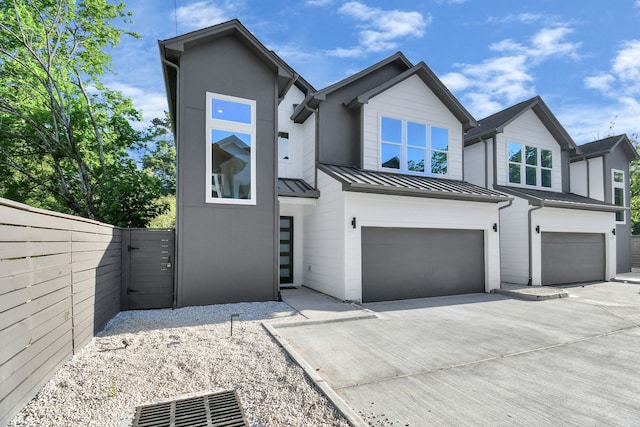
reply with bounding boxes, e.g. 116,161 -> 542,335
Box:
302,113 -> 316,187
499,197 -> 531,284
302,170 -> 346,298
277,86 -> 305,179
279,198 -> 315,287
344,192 -> 502,301
362,75 -> 464,180
570,160 -> 588,197
497,110 -> 562,191
499,199 -> 617,286
464,141 -> 486,187
531,207 -> 616,285
588,157 -> 605,201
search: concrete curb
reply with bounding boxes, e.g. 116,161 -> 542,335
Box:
263,317 -> 375,427
491,288 -> 569,301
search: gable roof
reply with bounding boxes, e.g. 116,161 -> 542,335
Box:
158,19 -> 296,132
319,164 -> 510,203
494,185 -> 623,212
345,62 -> 477,131
291,52 -> 413,123
464,96 -> 577,151
571,134 -> 640,162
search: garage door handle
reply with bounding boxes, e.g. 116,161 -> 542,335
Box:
127,245 -> 139,251
127,288 -> 140,294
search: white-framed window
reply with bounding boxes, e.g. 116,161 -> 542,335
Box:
612,169 -> 625,223
380,116 -> 449,176
205,92 -> 256,204
508,142 -> 553,188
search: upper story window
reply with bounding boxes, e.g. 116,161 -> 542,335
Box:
380,117 -> 448,175
508,142 -> 552,188
612,169 -> 625,223
206,92 -> 256,204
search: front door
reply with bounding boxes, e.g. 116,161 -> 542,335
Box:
279,216 -> 293,284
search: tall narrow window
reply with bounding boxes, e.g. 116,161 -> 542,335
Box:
206,93 -> 256,204
612,170 -> 625,222
380,117 -> 448,176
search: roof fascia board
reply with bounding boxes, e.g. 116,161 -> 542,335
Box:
292,52 -> 413,123
494,185 -> 620,212
344,63 -> 477,131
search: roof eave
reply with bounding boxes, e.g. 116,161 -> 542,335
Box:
541,200 -> 626,212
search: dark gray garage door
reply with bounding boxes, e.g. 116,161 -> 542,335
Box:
541,232 -> 605,285
361,227 -> 485,302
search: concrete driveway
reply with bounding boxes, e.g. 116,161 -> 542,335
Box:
271,282 -> 640,426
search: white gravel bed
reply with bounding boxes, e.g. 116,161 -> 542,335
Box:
9,302 -> 349,427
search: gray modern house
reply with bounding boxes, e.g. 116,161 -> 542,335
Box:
570,135 -> 640,272
159,19 -> 634,306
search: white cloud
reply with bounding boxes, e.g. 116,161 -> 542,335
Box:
333,2 -> 429,55
577,39 -> 640,141
107,82 -> 169,129
585,40 -> 640,96
445,25 -> 582,117
612,40 -> 640,90
305,0 -> 334,6
635,0 -> 640,7
439,72 -> 470,92
175,1 -> 232,31
584,74 -> 615,92
490,26 -> 581,60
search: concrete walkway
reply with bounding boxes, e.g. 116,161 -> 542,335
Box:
268,283 -> 640,426
280,286 -> 373,321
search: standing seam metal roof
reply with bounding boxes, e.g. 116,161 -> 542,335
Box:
277,178 -> 320,198
319,164 -> 510,202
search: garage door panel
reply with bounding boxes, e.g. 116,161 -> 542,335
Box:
362,228 -> 485,302
541,232 -> 605,285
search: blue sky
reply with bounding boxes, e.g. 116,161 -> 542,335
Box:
109,0 -> 640,144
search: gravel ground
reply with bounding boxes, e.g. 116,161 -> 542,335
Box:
9,302 -> 349,427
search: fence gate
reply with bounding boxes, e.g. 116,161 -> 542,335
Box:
121,229 -> 175,310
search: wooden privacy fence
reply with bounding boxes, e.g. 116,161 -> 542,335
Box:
631,235 -> 640,269
0,198 -> 121,427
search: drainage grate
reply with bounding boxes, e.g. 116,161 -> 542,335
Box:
133,390 -> 248,427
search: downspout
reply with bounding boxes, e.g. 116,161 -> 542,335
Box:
162,57 -> 180,309
484,138 -> 489,188
496,198 -> 513,287
492,135 -> 498,188
528,202 -> 544,285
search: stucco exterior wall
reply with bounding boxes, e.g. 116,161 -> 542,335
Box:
176,35 -> 279,306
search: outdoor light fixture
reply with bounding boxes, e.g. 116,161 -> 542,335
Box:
493,223 -> 498,232
536,225 -> 540,234
351,217 -> 357,229
612,228 -> 616,236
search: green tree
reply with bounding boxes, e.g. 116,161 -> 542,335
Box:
628,133 -> 640,234
0,0 -> 166,227
141,112 -> 176,196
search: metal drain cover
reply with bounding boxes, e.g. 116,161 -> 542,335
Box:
133,390 -> 248,427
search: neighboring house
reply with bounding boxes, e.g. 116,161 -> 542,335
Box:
159,20 -> 632,306
570,135 -> 640,272
464,96 -> 630,286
